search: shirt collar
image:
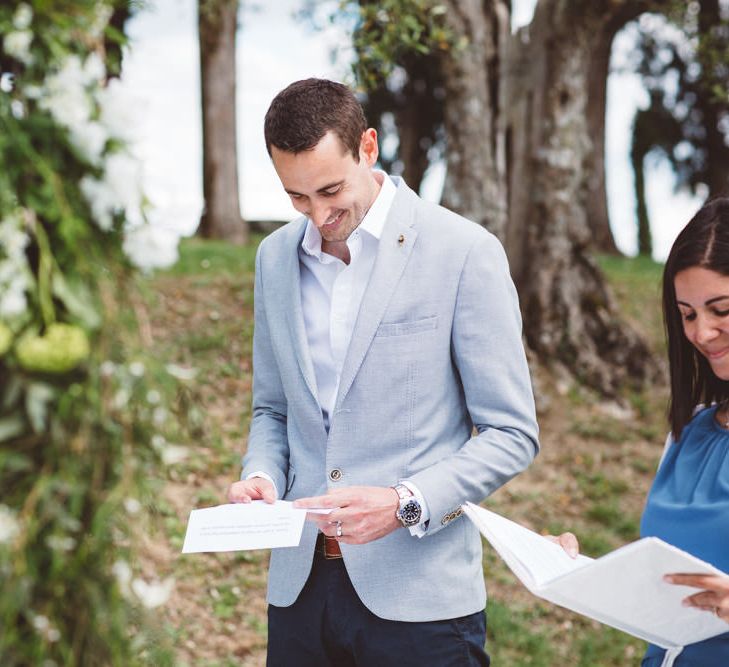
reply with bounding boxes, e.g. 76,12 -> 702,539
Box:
300,171 -> 397,259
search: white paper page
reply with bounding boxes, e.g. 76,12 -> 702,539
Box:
540,537 -> 728,648
463,502 -> 593,589
182,501 -> 306,553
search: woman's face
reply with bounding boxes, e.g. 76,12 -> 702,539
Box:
675,266 -> 729,380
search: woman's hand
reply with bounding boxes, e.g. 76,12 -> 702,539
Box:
664,573 -> 729,623
544,532 -> 580,559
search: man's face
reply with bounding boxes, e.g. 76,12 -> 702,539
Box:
271,130 -> 380,244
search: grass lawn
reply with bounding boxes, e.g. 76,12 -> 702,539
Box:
131,238 -> 669,666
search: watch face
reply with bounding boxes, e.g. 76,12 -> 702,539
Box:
400,499 -> 421,526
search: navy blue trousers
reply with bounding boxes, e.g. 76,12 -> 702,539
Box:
267,553 -> 490,667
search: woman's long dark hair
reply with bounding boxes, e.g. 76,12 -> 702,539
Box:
663,197 -> 729,440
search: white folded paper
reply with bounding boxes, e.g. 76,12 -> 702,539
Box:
182,501 -> 307,553
463,501 -> 728,649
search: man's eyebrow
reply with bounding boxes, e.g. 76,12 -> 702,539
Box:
284,181 -> 344,197
316,180 -> 344,193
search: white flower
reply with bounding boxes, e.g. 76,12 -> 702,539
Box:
0,505 -> 21,544
11,99 -> 25,119
112,559 -> 133,598
105,152 -> 143,211
131,576 -> 175,609
80,150 -> 145,231
39,56 -> 92,128
0,212 -> 30,259
160,444 -> 188,466
13,4 -> 33,30
70,120 -> 108,165
152,406 -> 167,425
79,175 -> 115,231
112,388 -> 130,409
46,628 -> 61,643
83,53 -> 105,85
122,225 -> 179,272
100,360 -> 116,377
97,78 -> 136,143
146,389 -> 161,404
123,498 -> 142,515
46,535 -> 76,552
3,31 -> 33,66
32,615 -> 50,631
165,364 -> 198,381
0,274 -> 29,318
129,361 -> 145,377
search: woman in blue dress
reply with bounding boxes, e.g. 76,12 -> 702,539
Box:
557,197 -> 729,666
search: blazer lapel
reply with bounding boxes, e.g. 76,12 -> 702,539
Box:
283,221 -> 319,405
334,182 -> 419,412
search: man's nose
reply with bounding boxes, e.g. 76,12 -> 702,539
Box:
309,201 -> 331,228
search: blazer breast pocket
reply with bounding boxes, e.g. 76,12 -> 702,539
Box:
375,315 -> 438,337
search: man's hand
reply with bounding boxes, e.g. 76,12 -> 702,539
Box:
295,486 -> 401,545
228,477 -> 276,504
664,573 -> 729,623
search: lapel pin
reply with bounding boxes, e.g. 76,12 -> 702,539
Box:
398,234 -> 405,246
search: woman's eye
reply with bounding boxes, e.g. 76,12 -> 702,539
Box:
682,312 -> 696,322
714,309 -> 729,317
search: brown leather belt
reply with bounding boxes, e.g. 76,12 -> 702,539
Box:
316,532 -> 343,559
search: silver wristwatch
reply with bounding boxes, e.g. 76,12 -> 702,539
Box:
392,483 -> 422,527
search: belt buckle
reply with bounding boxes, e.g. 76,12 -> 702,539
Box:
318,533 -> 343,559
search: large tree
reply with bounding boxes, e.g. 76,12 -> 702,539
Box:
345,0 -> 688,394
197,0 -> 248,243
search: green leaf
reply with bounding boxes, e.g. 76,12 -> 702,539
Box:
52,271 -> 101,330
25,382 -> 56,433
0,414 -> 26,443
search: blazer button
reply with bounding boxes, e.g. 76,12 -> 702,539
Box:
329,468 -> 342,482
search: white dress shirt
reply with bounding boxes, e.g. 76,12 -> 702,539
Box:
251,172 -> 429,535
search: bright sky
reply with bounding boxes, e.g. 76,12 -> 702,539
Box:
119,0 -> 703,260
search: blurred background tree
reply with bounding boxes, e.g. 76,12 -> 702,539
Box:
628,0 -> 729,257
197,0 -> 248,244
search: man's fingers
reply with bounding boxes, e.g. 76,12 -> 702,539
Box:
228,491 -> 251,503
294,495 -> 341,509
227,478 -> 275,504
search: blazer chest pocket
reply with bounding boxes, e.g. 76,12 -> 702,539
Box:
375,316 -> 438,337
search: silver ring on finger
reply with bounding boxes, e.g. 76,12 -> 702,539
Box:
336,521 -> 343,538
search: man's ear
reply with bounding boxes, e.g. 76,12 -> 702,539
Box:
359,128 -> 379,166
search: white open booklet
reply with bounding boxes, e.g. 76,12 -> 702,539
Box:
462,501 -> 728,649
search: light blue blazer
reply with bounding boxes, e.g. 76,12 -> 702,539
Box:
243,177 -> 539,622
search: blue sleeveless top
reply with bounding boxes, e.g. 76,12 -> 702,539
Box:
640,406 -> 729,666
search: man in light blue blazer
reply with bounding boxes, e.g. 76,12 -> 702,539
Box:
229,79 -> 539,666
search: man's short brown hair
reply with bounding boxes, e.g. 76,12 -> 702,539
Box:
264,78 -> 367,161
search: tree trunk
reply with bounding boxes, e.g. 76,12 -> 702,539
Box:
439,0 -> 508,239
501,0 -> 672,394
198,0 -> 248,243
585,23 -> 620,254
698,0 -> 729,197
632,147 -> 652,256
